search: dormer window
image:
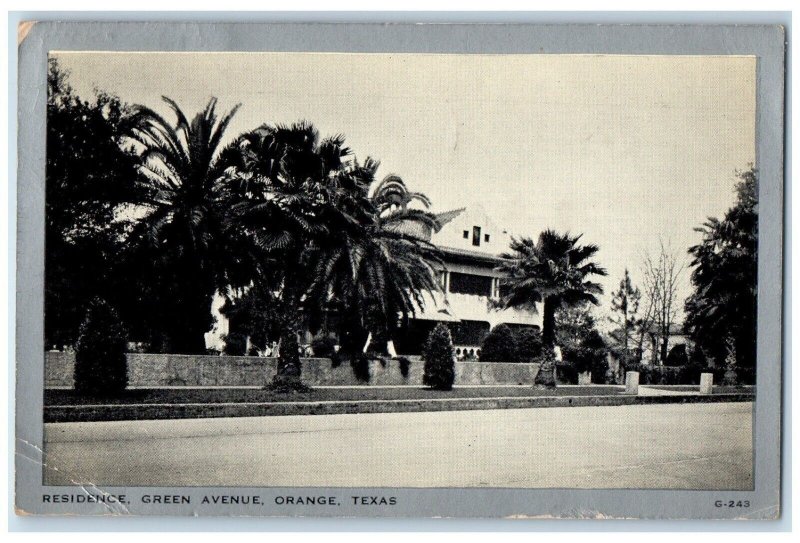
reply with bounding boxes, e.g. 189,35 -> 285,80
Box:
472,226 -> 481,246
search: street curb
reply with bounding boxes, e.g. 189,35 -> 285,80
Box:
44,393 -> 755,423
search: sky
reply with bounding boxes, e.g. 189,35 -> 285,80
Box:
52,52 -> 757,321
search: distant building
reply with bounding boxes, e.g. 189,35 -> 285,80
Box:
641,323 -> 689,366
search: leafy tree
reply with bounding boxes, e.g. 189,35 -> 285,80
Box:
219,122 -> 378,390
220,279 -> 284,353
124,96 -> 242,354
515,327 -> 543,362
74,298 -> 128,395
306,174 -> 443,356
497,231 -> 607,387
685,168 -> 758,369
423,323 -> 456,390
555,303 -> 597,352
45,59 -> 138,348
479,324 -> 518,362
560,328 -> 609,383
607,269 -> 642,366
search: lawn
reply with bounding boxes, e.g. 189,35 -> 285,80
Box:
45,385 -> 626,406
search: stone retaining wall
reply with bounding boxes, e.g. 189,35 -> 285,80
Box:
45,351 -> 540,388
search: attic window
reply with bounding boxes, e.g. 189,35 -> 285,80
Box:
472,226 -> 481,246
463,230 -> 469,239
484,234 -> 490,242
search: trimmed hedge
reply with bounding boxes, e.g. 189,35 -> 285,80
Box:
479,324 -> 517,362
516,328 -> 543,362
423,323 -> 456,390
625,363 -> 756,385
74,298 -> 128,396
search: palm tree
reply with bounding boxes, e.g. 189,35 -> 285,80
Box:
304,175 -> 443,356
496,230 -> 607,387
124,96 -> 240,353
220,122 -> 377,390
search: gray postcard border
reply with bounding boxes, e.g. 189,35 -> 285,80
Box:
14,21 -> 786,521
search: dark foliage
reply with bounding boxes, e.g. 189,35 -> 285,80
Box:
311,335 -> 342,367
555,363 -> 579,385
515,327 -> 543,362
625,363 -> 755,386
124,95 -> 243,354
220,123 -> 437,390
74,298 -> 128,395
222,332 -> 247,356
480,324 -> 518,362
45,59 -> 139,348
221,281 -> 284,352
396,356 -> 411,379
423,324 -> 455,390
559,328 -> 609,382
497,230 -> 607,352
311,336 -> 338,358
685,168 -> 758,368
350,353 -> 371,383
665,344 -> 689,366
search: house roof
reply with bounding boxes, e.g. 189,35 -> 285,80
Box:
438,245 -> 506,266
434,208 -> 466,232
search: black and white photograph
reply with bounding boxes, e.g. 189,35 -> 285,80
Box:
13,21 -> 786,520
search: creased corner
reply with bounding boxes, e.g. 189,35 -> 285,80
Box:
18,21 -> 36,46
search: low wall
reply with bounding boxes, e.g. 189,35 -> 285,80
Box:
45,352 -> 540,388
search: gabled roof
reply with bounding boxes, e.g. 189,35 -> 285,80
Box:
434,208 -> 466,231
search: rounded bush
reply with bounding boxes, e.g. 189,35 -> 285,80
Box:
222,332 -> 247,356
423,323 -> 456,390
480,324 -> 518,362
665,344 -> 689,366
515,327 -> 542,362
311,335 -> 337,357
74,298 -> 128,396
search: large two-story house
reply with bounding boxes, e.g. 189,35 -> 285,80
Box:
205,205 -> 541,356
392,206 -> 542,356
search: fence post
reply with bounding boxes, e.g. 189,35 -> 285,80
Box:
699,372 -> 714,395
625,371 -> 639,395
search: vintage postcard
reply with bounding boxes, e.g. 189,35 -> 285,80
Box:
15,22 -> 785,519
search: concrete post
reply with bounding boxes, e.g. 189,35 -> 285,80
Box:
699,372 -> 714,395
625,371 -> 639,395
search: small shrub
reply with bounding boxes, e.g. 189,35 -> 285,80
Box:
515,327 -> 542,362
423,323 -> 456,390
350,353 -> 371,382
74,298 -> 128,396
560,329 -> 609,383
396,356 -> 411,379
480,324 -> 518,362
311,335 -> 337,357
665,344 -> 689,366
556,362 -> 579,385
222,332 -> 247,356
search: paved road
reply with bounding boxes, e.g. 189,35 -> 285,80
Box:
43,402 -> 753,489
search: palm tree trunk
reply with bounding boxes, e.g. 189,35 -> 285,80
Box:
268,285 -> 307,392
534,344 -> 557,388
541,296 -> 557,348
535,296 -> 558,388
